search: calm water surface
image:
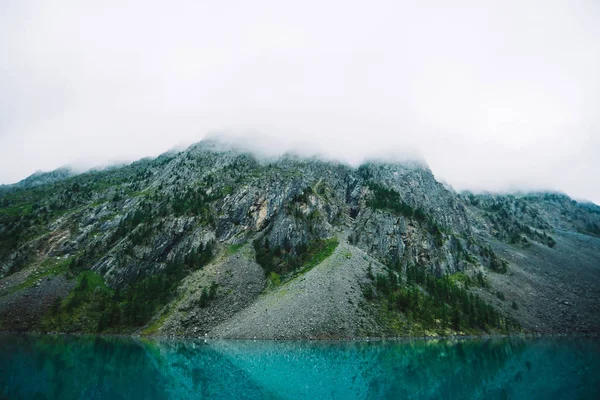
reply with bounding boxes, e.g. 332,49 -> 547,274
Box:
0,334 -> 598,399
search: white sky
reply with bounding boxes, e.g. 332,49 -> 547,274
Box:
1,0 -> 599,203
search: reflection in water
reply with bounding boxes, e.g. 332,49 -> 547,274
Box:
0,334 -> 598,399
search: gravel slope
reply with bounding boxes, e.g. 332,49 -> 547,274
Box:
484,230 -> 600,334
0,274 -> 74,331
157,245 -> 266,336
209,242 -> 388,339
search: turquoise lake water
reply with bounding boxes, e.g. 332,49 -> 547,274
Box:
0,335 -> 598,399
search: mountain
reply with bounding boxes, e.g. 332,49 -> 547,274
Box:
0,139 -> 599,338
1,167 -> 77,190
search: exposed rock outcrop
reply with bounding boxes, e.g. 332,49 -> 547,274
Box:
0,138 -> 598,337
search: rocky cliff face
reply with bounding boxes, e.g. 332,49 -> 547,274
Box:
0,139 -> 598,337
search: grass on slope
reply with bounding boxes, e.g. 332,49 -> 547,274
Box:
297,238 -> 339,275
262,238 -> 339,287
254,235 -> 340,276
5,257 -> 75,295
141,300 -> 181,336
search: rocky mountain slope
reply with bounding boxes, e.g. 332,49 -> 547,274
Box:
0,139 -> 598,337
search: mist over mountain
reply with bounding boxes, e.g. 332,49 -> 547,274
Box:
4,132 -> 598,207
1,138 -> 598,338
2,0 -> 599,203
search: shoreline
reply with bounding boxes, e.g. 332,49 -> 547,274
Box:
1,330 -> 598,342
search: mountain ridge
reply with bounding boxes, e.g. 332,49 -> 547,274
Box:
0,139 -> 598,337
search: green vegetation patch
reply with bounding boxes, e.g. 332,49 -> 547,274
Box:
44,244 -> 214,334
447,270 -> 488,289
254,237 -> 339,277
366,264 -> 519,335
0,202 -> 34,217
365,182 -> 424,220
297,238 -> 339,275
365,182 -> 444,246
481,247 -> 509,273
8,257 -> 75,295
268,272 -> 282,286
43,271 -> 114,333
141,310 -> 171,336
225,243 -> 245,256
170,186 -> 222,218
448,271 -> 471,286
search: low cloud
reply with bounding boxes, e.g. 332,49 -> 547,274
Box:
1,0 -> 598,203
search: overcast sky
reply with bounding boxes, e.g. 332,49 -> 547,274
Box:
1,0 -> 599,203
